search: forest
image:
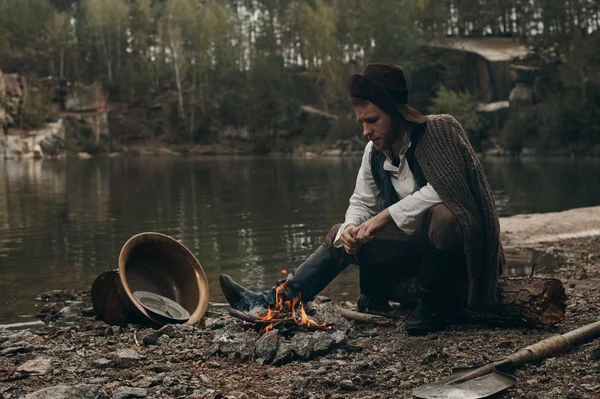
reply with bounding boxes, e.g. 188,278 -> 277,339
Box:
1,0 -> 599,153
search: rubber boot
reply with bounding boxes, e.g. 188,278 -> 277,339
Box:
220,244 -> 351,311
405,238 -> 464,336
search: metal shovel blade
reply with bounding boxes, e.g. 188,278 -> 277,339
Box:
413,367 -> 516,399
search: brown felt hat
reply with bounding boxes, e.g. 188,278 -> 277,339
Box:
348,63 -> 426,124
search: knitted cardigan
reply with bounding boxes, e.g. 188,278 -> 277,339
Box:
414,114 -> 505,310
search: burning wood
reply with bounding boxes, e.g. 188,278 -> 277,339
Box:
229,280 -> 331,334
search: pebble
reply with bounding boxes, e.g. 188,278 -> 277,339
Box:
339,379 -> 356,391
114,349 -> 142,368
23,384 -> 107,399
17,356 -> 54,375
294,377 -> 308,389
113,386 -> 148,399
93,358 -> 113,369
156,335 -> 171,345
162,376 -> 176,387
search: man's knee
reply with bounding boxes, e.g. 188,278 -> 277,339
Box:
427,204 -> 463,251
324,223 -> 342,248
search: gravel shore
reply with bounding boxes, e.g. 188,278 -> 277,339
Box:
1,236 -> 599,399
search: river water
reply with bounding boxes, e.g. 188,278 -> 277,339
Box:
1,156 -> 599,323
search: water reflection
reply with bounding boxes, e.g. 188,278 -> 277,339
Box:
0,156 -> 599,322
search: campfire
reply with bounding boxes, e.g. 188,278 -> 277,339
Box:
228,280 -> 331,334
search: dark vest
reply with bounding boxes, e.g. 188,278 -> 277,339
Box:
370,124 -> 428,208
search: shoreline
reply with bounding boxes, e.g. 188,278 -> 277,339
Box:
500,206 -> 600,246
1,214 -> 600,398
4,140 -> 600,160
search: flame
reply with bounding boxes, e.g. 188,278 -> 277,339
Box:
255,280 -> 328,333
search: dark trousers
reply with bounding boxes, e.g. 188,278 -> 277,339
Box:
323,203 -> 465,303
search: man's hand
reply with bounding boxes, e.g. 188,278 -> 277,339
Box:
340,224 -> 361,255
356,209 -> 392,243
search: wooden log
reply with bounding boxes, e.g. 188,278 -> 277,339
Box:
91,270 -> 149,325
389,276 -> 567,326
334,306 -> 392,325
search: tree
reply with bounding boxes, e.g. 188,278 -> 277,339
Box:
82,0 -> 129,87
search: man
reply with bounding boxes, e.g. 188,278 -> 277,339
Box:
220,64 -> 504,335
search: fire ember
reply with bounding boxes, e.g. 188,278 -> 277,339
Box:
228,280 -> 331,335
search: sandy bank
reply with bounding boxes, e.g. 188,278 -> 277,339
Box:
500,206 -> 600,246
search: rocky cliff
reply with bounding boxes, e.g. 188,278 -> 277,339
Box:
0,71 -> 110,159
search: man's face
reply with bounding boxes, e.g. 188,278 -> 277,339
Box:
353,102 -> 397,151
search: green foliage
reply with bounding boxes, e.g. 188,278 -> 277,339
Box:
429,85 -> 482,143
22,89 -> 49,129
245,54 -> 300,149
327,115 -> 362,142
0,0 -> 55,74
2,0 -> 600,152
500,107 -> 539,154
499,32 -> 600,154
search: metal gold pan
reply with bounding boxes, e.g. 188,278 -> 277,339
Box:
118,232 -> 210,325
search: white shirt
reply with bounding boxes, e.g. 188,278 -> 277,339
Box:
333,137 -> 442,246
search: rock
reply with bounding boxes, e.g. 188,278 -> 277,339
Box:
545,246 -> 564,255
509,83 -> 534,104
421,349 -> 442,364
140,330 -> 163,346
581,384 -> 600,393
520,147 -> 538,157
4,74 -> 22,97
156,147 -> 181,156
272,342 -> 293,365
498,340 -> 513,348
322,148 -> 342,157
311,302 -> 352,333
92,358 -> 113,369
78,152 -> 93,159
294,377 -> 308,389
290,333 -> 313,360
156,335 -> 171,345
330,330 -> 347,346
159,324 -> 184,339
162,376 -> 176,387
2,346 -> 32,356
213,325 -> 258,361
113,349 -> 141,368
311,331 -> 338,353
254,330 -> 279,363
23,384 -> 108,399
17,356 -> 54,375
204,317 -> 229,330
37,290 -> 87,302
59,306 -> 76,316
484,145 -> 506,157
339,379 -> 356,391
113,387 -> 147,399
65,83 -> 107,113
457,341 -> 469,351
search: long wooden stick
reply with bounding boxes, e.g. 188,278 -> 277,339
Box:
335,306 -> 392,325
227,308 -> 290,324
228,305 -> 392,326
227,308 -> 258,323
